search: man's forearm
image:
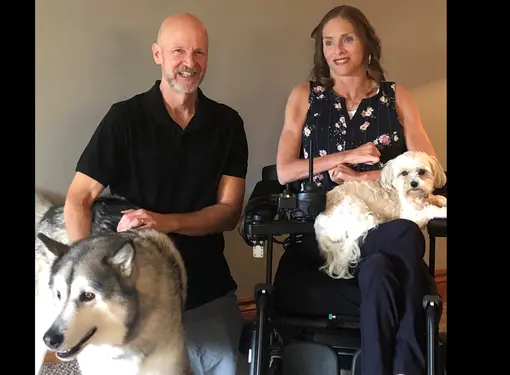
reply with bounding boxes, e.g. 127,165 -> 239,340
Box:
169,203 -> 241,236
63,201 -> 93,243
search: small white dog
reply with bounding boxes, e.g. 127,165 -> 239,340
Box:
314,150 -> 447,279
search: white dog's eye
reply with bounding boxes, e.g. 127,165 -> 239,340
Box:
401,171 -> 408,176
418,169 -> 426,176
56,291 -> 61,300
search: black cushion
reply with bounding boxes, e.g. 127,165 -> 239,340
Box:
273,248 -> 437,319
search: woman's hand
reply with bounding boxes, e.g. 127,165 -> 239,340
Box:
329,164 -> 365,184
343,142 -> 380,165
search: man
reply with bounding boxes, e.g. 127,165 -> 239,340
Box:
63,13 -> 248,375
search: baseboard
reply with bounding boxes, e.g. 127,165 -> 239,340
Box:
43,269 -> 446,365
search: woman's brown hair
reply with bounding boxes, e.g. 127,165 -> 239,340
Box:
310,5 -> 385,90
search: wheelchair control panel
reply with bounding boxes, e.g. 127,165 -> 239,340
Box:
240,140 -> 326,252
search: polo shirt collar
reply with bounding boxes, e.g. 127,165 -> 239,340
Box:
145,80 -> 209,131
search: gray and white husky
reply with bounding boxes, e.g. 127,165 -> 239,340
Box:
35,192 -> 191,375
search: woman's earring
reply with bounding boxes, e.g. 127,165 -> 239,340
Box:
368,54 -> 372,65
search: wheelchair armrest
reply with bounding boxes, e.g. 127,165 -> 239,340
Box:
240,179 -> 316,243
240,180 -> 282,245
427,219 -> 446,238
244,180 -> 283,222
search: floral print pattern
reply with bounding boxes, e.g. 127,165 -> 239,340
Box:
302,81 -> 406,190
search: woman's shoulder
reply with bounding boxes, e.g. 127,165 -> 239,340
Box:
286,81 -> 312,105
290,80 -> 327,95
382,81 -> 417,109
291,81 -> 311,95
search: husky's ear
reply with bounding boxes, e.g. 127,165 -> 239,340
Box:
380,158 -> 395,189
428,155 -> 447,188
108,239 -> 136,277
37,233 -> 69,257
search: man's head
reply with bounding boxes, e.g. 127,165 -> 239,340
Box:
152,13 -> 208,94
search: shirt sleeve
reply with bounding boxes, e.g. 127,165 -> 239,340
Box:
75,103 -> 125,188
222,111 -> 249,179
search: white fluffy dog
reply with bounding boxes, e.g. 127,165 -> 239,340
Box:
314,150 -> 447,279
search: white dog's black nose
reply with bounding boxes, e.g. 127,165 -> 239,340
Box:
410,181 -> 419,188
43,330 -> 64,349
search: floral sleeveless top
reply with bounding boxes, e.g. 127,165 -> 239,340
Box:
302,80 -> 407,192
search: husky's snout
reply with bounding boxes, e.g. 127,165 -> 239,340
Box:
43,327 -> 64,350
43,321 -> 98,361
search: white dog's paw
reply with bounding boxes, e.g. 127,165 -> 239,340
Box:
429,194 -> 446,208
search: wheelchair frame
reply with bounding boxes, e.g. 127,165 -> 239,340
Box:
240,165 -> 447,375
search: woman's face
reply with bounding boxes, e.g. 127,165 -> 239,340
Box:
322,16 -> 366,79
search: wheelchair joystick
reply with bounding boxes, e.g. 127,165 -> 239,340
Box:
277,139 -> 326,221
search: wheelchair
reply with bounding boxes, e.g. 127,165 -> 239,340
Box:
238,164 -> 447,375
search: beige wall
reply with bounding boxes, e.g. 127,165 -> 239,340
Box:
36,0 -> 446,299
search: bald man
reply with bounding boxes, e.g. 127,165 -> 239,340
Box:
63,13 -> 248,375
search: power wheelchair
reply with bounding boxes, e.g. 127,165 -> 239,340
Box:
238,164 -> 447,375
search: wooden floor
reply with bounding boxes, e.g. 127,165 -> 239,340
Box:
44,269 -> 446,365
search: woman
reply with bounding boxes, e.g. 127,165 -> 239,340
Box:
274,5 -> 441,375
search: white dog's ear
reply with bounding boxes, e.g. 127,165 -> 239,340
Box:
428,156 -> 447,188
380,159 -> 395,189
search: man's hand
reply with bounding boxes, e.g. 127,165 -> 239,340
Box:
329,164 -> 364,184
117,209 -> 176,233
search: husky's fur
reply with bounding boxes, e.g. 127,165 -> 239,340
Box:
35,192 -> 191,375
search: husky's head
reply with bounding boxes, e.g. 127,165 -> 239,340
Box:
37,232 -> 139,361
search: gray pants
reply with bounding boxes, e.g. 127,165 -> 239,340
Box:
183,290 -> 245,375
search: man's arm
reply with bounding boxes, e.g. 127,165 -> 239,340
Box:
64,172 -> 106,243
171,108 -> 248,235
117,176 -> 245,236
168,175 -> 245,236
64,104 -> 124,243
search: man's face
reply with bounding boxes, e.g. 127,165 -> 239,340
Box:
152,25 -> 208,94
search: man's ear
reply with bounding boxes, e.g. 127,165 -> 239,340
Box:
152,43 -> 163,65
37,233 -> 69,257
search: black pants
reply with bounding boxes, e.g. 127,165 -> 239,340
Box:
273,219 -> 430,375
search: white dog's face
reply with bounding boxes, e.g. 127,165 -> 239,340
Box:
380,151 -> 446,198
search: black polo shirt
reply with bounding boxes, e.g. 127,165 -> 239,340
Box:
75,80 -> 249,310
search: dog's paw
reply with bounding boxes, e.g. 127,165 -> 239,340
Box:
429,194 -> 446,208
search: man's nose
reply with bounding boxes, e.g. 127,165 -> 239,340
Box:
182,53 -> 196,68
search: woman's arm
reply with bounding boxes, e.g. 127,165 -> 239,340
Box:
395,84 -> 437,156
276,82 -> 376,185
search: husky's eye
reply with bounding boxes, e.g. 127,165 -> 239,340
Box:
80,291 -> 96,303
418,169 -> 426,176
56,291 -> 61,300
